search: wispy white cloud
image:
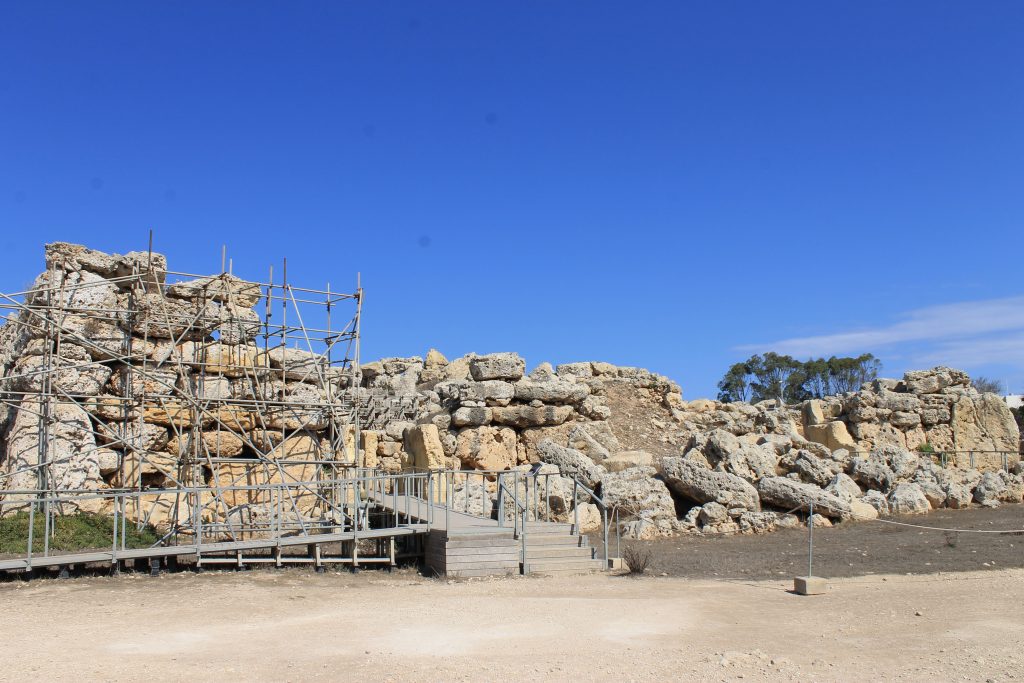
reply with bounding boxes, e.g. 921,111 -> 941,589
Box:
739,296 -> 1024,366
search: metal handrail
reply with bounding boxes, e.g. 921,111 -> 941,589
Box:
569,474 -> 619,567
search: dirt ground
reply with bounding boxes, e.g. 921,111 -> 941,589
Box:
625,503 -> 1024,580
0,564 -> 1022,682
1,505 -> 1022,681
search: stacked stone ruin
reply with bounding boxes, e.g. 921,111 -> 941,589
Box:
356,354 -> 1022,539
1,242 -> 1021,541
0,243 -> 373,531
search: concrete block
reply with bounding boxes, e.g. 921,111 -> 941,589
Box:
607,557 -> 624,570
794,575 -> 828,595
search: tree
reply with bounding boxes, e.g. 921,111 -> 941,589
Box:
827,354 -> 881,394
717,361 -> 752,403
717,353 -> 882,403
971,376 -> 1003,394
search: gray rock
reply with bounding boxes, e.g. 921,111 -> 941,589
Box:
849,456 -> 895,492
536,440 -> 604,488
491,405 -> 573,428
972,472 -> 1003,507
451,406 -> 492,427
861,489 -> 889,515
578,396 -> 611,420
599,466 -> 678,537
603,450 -> 654,472
756,476 -> 851,519
888,482 -> 931,514
794,451 -> 840,487
945,483 -> 973,509
738,511 -> 778,534
698,501 -> 729,526
825,472 -> 863,501
555,362 -> 594,378
435,379 -> 515,407
512,378 -> 589,404
659,457 -> 760,511
567,424 -> 612,462
528,362 -> 556,380
468,352 -> 525,381
704,428 -> 741,463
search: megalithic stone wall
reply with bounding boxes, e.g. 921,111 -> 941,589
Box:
0,242 -> 367,530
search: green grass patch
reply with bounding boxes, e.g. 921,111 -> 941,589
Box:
0,512 -> 159,554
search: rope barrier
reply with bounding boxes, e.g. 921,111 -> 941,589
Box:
869,518 -> 1024,535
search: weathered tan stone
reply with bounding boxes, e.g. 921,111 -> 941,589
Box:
211,460 -> 320,510
804,421 -> 857,452
404,424 -> 447,470
454,426 -> 518,471
167,430 -> 246,458
490,405 -> 573,428
362,431 -> 380,469
166,274 -> 263,308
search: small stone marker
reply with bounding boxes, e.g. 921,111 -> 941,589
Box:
793,576 -> 828,595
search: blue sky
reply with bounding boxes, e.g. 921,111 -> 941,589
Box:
1,2 -> 1023,398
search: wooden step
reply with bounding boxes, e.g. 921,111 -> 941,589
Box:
524,547 -> 594,560
522,557 -> 605,574
518,534 -> 587,546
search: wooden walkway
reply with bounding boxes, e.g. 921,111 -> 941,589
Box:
0,490 -> 604,577
0,525 -> 427,573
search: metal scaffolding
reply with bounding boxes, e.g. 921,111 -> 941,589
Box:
0,242 -> 412,548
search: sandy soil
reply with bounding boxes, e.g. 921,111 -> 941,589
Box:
0,566 -> 1021,682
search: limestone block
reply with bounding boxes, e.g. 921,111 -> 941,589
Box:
603,450 -> 654,472
454,426 -> 518,471
167,430 -> 246,458
490,405 -> 573,428
804,421 -> 857,452
405,424 -> 447,470
166,273 -> 262,308
469,352 -> 525,381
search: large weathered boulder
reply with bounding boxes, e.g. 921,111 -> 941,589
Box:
536,439 -> 604,488
166,273 -> 262,308
1,398 -> 104,508
756,476 -> 851,519
512,378 -> 589,404
453,426 -> 518,471
490,405 -> 573,428
451,406 -> 492,427
603,450 -> 654,472
599,466 -> 678,538
718,443 -> 779,482
404,424 -> 447,470
804,420 -> 858,452
468,353 -> 525,382
566,423 -> 618,462
950,394 -> 1020,455
888,482 -> 931,514
660,457 -> 760,511
903,367 -> 970,394
435,379 -> 515,407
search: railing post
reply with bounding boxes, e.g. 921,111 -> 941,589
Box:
111,493 -> 119,563
572,479 -> 579,533
602,506 -> 608,567
26,499 -> 36,567
497,473 -> 505,528
521,475 -> 528,569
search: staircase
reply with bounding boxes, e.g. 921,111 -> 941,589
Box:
424,521 -> 605,577
520,522 -> 605,575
